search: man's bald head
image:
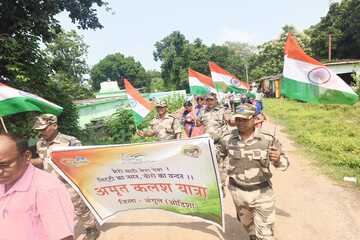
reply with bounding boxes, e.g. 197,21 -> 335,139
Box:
0,134 -> 31,187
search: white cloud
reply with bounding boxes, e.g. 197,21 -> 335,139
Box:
216,28 -> 256,44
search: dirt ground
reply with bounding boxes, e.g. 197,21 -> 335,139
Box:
76,120 -> 360,240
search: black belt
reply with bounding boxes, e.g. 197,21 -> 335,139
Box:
229,177 -> 270,191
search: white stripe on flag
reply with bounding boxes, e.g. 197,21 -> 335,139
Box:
0,85 -> 61,108
284,56 -> 355,94
127,94 -> 150,118
210,71 -> 232,85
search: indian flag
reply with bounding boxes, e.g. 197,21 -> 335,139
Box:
0,83 -> 63,117
124,79 -> 153,125
188,68 -> 216,96
282,33 -> 358,105
208,61 -> 249,93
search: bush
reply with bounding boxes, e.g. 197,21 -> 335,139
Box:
264,98 -> 360,184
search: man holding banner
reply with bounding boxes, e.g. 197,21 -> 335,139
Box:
33,114 -> 100,240
137,100 -> 181,141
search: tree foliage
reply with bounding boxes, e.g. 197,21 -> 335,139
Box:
0,0 -> 106,82
0,0 -> 105,41
153,31 -> 255,91
153,31 -> 190,90
1,30 -> 93,138
45,30 -> 93,100
306,0 -> 360,60
0,0 -> 106,138
249,25 -> 312,80
147,70 -> 166,92
90,53 -> 147,91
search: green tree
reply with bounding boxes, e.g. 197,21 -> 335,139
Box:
90,53 -> 147,91
306,0 -> 360,60
153,31 -> 190,90
147,70 -> 166,92
0,0 -> 107,82
0,0 -> 106,41
45,30 -> 93,100
153,31 -> 256,91
0,0 -> 107,137
188,38 -> 210,75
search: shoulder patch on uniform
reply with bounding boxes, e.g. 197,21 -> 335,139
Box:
259,130 -> 274,137
259,130 -> 276,142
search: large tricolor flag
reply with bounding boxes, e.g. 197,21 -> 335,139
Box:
282,33 -> 358,105
0,83 -> 63,117
188,68 -> 216,96
208,61 -> 249,93
124,79 -> 153,125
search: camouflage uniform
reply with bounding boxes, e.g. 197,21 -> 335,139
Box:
199,104 -> 230,187
34,115 -> 97,232
149,113 -> 182,141
221,114 -> 289,240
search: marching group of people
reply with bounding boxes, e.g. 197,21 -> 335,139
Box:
138,90 -> 289,240
0,88 -> 289,240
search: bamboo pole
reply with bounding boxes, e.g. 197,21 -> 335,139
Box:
0,117 -> 8,133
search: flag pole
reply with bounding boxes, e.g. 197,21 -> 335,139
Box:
1,117 -> 8,133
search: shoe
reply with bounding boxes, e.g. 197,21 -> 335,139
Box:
83,227 -> 100,240
249,235 -> 257,240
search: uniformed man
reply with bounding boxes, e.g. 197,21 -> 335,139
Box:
137,100 -> 181,140
33,114 -> 100,240
196,92 -> 231,194
221,104 -> 289,240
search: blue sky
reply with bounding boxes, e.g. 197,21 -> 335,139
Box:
57,0 -> 332,70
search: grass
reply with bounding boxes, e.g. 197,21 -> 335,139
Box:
264,98 -> 360,186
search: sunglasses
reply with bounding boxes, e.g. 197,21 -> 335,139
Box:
197,97 -> 204,101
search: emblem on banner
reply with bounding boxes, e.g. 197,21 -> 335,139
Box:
120,153 -> 145,163
60,156 -> 89,167
182,145 -> 201,158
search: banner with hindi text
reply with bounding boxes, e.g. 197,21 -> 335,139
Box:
49,137 -> 224,230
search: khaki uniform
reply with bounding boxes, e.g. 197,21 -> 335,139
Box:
149,114 -> 182,140
36,133 -> 97,229
222,129 -> 289,240
199,105 -> 230,186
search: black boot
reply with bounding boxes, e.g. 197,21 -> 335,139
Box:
83,227 -> 100,240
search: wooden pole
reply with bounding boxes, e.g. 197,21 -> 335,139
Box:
0,117 -> 8,133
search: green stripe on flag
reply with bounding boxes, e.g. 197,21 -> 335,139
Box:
132,110 -> 144,126
227,85 -> 248,94
281,77 -> 359,105
0,96 -> 63,117
190,86 -> 210,96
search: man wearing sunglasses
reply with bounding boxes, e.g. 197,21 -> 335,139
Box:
137,100 -> 181,140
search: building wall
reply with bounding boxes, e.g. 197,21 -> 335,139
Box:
76,90 -> 187,128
